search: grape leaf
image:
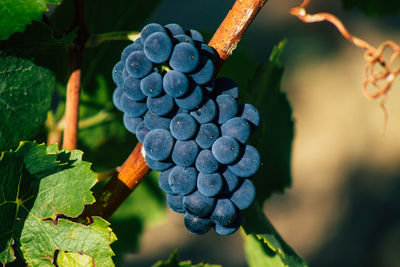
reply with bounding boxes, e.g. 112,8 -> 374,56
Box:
152,249 -> 221,267
0,0 -> 60,40
242,203 -> 308,267
0,141 -> 116,266
0,55 -> 55,151
244,40 -> 294,202
57,251 -> 93,266
341,0 -> 400,16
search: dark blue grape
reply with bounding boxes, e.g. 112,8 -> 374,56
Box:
169,42 -> 200,73
211,198 -> 238,226
211,136 -> 240,165
197,172 -> 223,197
123,76 -> 146,101
221,117 -> 251,144
121,41 -> 143,64
143,129 -> 174,161
167,194 -> 186,213
123,113 -> 143,134
147,94 -> 174,116
145,155 -> 173,171
214,77 -> 239,99
170,113 -> 198,140
175,84 -> 203,111
112,87 -> 124,111
122,68 -> 129,80
187,29 -> 204,43
173,34 -> 195,46
143,111 -> 171,131
183,190 -> 216,217
163,70 -> 189,98
195,123 -> 220,149
125,51 -> 153,78
140,23 -> 166,41
200,44 -> 217,59
190,98 -> 217,124
158,167 -> 174,194
184,212 -> 212,234
168,166 -> 197,195
230,179 -> 256,210
120,95 -> 148,117
216,94 -> 238,124
140,72 -> 163,97
135,121 -> 149,143
195,149 -> 219,174
214,214 -> 241,235
144,32 -> 173,64
171,140 -> 199,167
112,61 -> 124,88
164,23 -> 185,36
228,145 -> 260,178
204,80 -> 215,95
238,103 -> 260,131
221,168 -> 239,194
190,56 -> 215,85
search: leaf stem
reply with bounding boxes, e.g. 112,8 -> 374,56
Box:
86,31 -> 140,47
78,110 -> 115,129
83,0 -> 269,219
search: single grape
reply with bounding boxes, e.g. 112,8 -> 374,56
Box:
175,83 -> 203,111
183,190 -> 216,217
122,68 -> 129,80
195,150 -> 219,174
200,44 -> 217,59
197,172 -> 223,197
125,50 -> 153,78
184,212 -> 212,235
173,34 -> 195,46
190,97 -> 217,124
144,32 -> 173,64
210,198 -> 238,226
187,29 -> 204,43
112,87 -> 124,111
167,194 -> 186,213
168,166 -> 197,195
147,94 -> 174,116
216,94 -> 238,124
135,121 -> 149,143
163,70 -> 189,98
195,123 -> 220,149
169,42 -> 200,73
123,76 -> 146,101
211,136 -> 240,165
220,117 -> 251,144
121,41 -> 143,64
221,168 -> 239,194
123,113 -> 143,134
143,111 -> 171,131
140,72 -> 163,97
140,23 -> 167,42
190,56 -> 215,85
120,95 -> 148,117
164,23 -> 185,36
170,113 -> 198,140
145,155 -> 173,171
143,129 -> 174,161
228,145 -> 260,177
214,214 -> 241,235
230,179 -> 256,210
158,167 -> 174,194
112,61 -> 124,88
238,103 -> 260,131
171,140 -> 199,167
214,77 -> 239,99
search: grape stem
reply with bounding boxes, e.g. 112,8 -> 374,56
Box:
81,0 -> 269,219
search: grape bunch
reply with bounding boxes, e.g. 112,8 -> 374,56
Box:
112,23 -> 261,235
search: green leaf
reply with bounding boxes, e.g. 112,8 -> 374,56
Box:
0,141 -> 116,266
0,0 -> 60,40
242,203 -> 308,267
152,249 -> 221,267
341,0 -> 400,16
57,251 -> 93,267
244,40 -> 294,202
0,55 -> 55,151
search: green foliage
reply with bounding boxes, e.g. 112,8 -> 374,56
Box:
244,40 -> 294,202
342,0 -> 400,16
0,142 -> 116,266
153,249 -> 221,267
0,55 -> 55,151
0,0 -> 60,40
242,203 -> 308,267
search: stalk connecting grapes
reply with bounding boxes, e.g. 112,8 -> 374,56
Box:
112,23 -> 261,235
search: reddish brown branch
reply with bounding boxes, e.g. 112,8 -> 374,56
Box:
82,0 -> 269,219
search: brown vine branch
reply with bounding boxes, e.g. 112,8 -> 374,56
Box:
290,0 -> 400,135
62,0 -> 88,150
81,0 -> 269,220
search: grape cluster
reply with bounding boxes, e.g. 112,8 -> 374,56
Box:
112,23 -> 261,235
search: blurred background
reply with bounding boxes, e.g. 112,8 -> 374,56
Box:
110,0 -> 400,266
